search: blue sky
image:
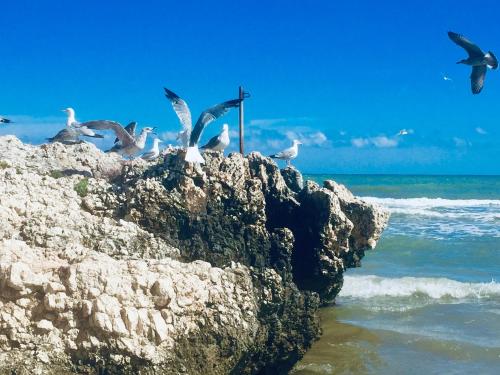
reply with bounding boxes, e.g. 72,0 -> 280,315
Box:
1,0 -> 500,174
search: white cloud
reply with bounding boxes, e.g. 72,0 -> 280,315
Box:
351,135 -> 398,148
475,127 -> 487,135
453,137 -> 468,147
371,136 -> 398,148
249,118 -> 287,127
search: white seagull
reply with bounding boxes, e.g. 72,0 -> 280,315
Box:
398,129 -> 409,136
200,123 -> 230,152
141,138 -> 163,161
81,120 -> 156,158
62,108 -> 104,139
270,139 -> 302,166
0,117 -> 12,124
164,88 -> 241,163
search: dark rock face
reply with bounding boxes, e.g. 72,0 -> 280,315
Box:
98,150 -> 389,372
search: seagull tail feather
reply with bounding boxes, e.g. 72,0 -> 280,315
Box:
185,146 -> 205,164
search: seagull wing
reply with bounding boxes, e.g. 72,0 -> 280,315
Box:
141,151 -> 156,160
0,117 -> 12,124
81,120 -> 135,145
190,99 -> 241,146
200,134 -> 221,150
448,32 -> 484,58
471,65 -> 487,94
164,88 -> 192,132
115,121 -> 137,144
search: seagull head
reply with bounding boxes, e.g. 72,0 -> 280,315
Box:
293,139 -> 303,146
142,126 -> 156,135
61,108 -> 75,117
222,123 -> 229,132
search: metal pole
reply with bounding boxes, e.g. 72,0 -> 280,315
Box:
239,86 -> 244,154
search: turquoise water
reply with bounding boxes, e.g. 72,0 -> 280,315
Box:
293,175 -> 500,375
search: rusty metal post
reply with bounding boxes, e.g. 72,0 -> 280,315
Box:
239,86 -> 244,154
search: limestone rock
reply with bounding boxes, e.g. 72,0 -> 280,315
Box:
0,136 -> 388,374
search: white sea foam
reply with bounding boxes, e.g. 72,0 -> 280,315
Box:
339,275 -> 500,300
361,197 -> 500,210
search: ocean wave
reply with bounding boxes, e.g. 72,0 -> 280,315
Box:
361,197 -> 500,209
339,275 -> 500,300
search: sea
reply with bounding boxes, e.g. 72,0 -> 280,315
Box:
292,175 -> 500,375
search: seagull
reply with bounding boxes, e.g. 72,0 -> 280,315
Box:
46,127 -> 82,144
141,138 -> 163,161
81,120 -> 155,158
0,117 -> 12,124
62,108 -> 104,139
448,31 -> 498,94
443,75 -> 453,81
164,88 -> 241,163
106,121 -> 137,153
398,129 -> 409,136
163,88 -> 192,148
200,123 -> 230,152
270,139 -> 302,166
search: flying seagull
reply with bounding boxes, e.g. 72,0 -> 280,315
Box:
164,88 -> 241,163
398,129 -> 409,136
0,117 -> 12,124
200,123 -> 230,152
141,138 -> 163,161
106,121 -> 137,153
62,108 -> 104,139
448,31 -> 498,94
270,139 -> 302,166
81,120 -> 155,158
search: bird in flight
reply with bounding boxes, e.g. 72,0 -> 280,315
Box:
270,139 -> 302,167
164,88 -> 241,163
448,31 -> 498,94
200,123 -> 230,152
398,129 -> 409,136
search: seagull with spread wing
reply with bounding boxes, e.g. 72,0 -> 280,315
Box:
0,117 -> 12,124
448,31 -> 498,94
106,121 -> 137,153
270,139 -> 302,166
200,123 -> 230,152
81,120 -> 155,158
164,88 -> 241,163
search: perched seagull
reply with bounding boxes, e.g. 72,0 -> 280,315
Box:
0,117 -> 12,124
164,88 -> 241,163
200,123 -> 230,152
62,108 -> 104,139
141,138 -> 163,161
47,127 -> 82,144
81,120 -> 155,158
106,121 -> 137,153
448,31 -> 498,94
398,129 -> 409,136
270,139 -> 302,166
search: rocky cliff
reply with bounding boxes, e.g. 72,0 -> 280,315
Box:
0,136 -> 388,374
